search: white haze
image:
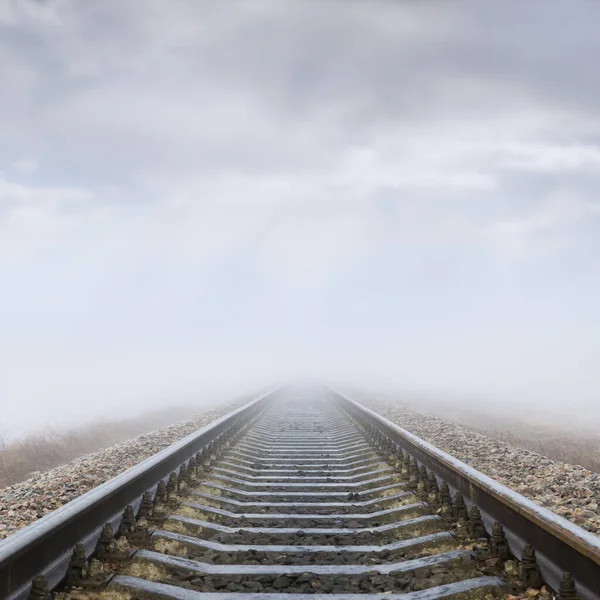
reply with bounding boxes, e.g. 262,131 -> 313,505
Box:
1,0 -> 600,438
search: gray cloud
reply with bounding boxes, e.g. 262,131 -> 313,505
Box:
1,0 -> 600,435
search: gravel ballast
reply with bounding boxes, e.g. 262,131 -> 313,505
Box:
0,400 -> 246,540
4,394 -> 599,544
359,397 -> 600,536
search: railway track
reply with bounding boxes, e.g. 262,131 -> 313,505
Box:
1,387 -> 600,600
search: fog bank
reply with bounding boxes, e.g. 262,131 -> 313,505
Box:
2,0 -> 600,437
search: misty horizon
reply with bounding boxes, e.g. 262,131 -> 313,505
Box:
2,1 -> 600,439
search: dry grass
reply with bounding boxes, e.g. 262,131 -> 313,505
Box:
463,417 -> 600,473
356,389 -> 600,474
0,405 -> 200,489
416,403 -> 600,472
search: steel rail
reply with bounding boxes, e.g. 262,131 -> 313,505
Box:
2,385 -> 598,600
330,386 -> 600,600
111,396 -> 501,599
0,389 -> 278,600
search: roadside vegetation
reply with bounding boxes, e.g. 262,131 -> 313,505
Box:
470,419 -> 600,473
356,390 -> 600,473
0,405 -> 198,489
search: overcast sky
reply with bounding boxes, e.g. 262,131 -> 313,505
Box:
1,0 -> 600,436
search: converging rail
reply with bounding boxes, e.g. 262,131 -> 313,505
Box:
0,386 -> 599,599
